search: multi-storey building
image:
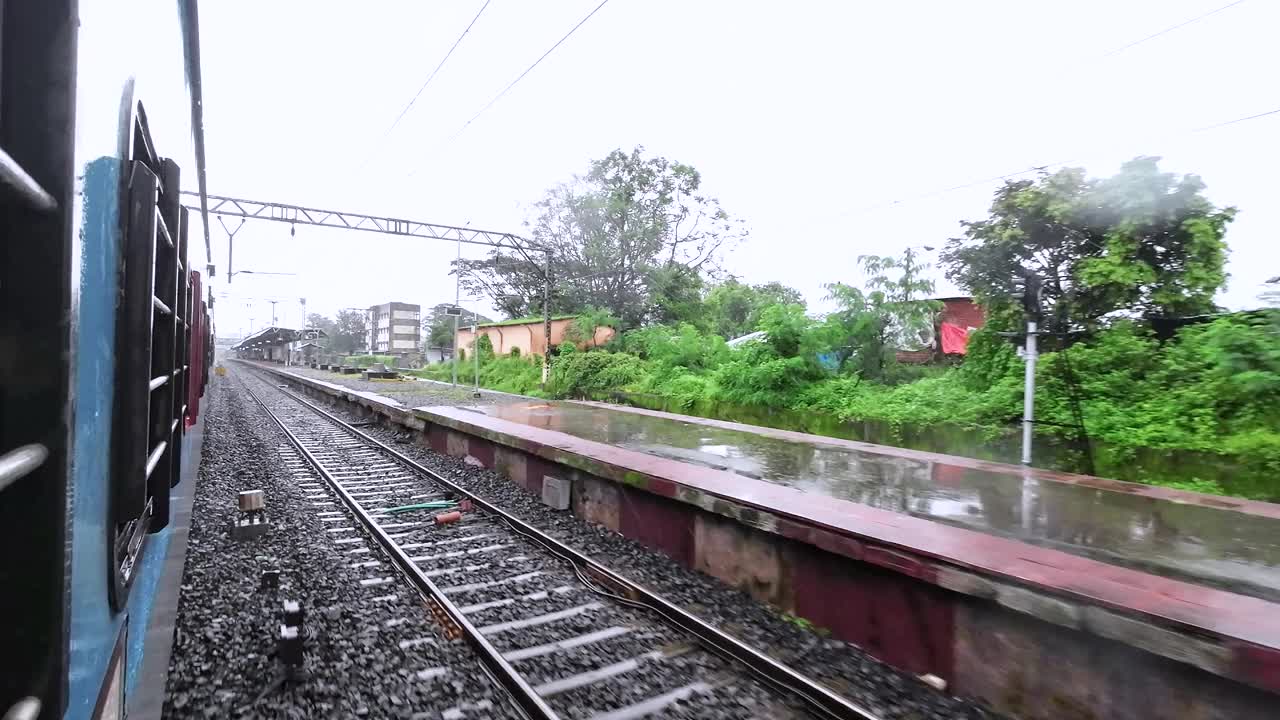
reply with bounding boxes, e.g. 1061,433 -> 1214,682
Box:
366,301 -> 421,360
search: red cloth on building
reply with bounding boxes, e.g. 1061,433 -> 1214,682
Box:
940,322 -> 971,355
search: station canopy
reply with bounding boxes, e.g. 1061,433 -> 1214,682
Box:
231,326 -> 327,351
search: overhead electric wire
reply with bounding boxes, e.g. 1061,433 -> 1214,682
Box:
408,0 -> 613,176
455,0 -> 612,136
841,102 -> 1280,218
1191,105 -> 1280,132
1103,0 -> 1247,57
357,0 -> 493,170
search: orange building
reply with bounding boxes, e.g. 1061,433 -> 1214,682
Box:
454,316 -> 615,358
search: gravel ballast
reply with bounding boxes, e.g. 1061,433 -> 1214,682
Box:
253,365 -> 1003,720
163,370 -> 521,719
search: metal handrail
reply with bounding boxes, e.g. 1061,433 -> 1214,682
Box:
0,444 -> 48,494
144,441 -> 167,479
0,147 -> 55,211
2,697 -> 40,720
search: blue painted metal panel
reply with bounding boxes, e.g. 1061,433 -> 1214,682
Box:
65,156 -> 124,720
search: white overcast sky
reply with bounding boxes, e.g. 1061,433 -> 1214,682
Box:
192,0 -> 1279,338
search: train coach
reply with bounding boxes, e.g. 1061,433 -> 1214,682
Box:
0,1 -> 213,719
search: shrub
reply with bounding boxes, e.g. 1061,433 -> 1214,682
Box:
342,354 -> 398,368
622,323 -> 728,373
548,351 -> 648,398
713,351 -> 813,407
481,356 -> 542,394
649,370 -> 713,409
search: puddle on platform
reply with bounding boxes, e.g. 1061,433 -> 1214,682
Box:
476,400 -> 1280,602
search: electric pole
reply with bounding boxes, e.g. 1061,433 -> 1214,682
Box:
542,251 -> 552,388
452,237 -> 461,387
1017,270 -> 1044,465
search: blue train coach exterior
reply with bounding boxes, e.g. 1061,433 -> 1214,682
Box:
0,1 -> 212,719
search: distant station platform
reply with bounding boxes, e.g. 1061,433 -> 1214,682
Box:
476,400 -> 1280,602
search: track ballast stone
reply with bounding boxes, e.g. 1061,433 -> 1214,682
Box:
163,371 -> 520,719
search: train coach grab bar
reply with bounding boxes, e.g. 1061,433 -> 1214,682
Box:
0,444 -> 49,494
0,146 -> 55,211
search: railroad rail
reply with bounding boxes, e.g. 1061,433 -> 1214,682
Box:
242,371 -> 880,720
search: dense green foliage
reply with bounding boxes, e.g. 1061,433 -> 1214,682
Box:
342,354 -> 398,367
405,155 -> 1277,498
304,310 -> 367,354
433,311 -> 1280,497
941,158 -> 1234,334
457,147 -> 745,326
823,251 -> 941,380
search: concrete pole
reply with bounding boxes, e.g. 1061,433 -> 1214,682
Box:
1021,320 -> 1038,465
541,251 -> 551,388
473,317 -> 480,393
299,297 -> 306,366
451,237 -> 461,387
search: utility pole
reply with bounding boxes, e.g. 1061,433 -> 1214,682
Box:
451,237 -> 462,387
1021,320 -> 1038,465
1017,271 -> 1044,465
473,315 -> 480,395
298,297 -> 307,367
542,251 -> 552,388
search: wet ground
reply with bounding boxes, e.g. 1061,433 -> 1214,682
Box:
283,366 -> 508,407
474,400 -> 1280,603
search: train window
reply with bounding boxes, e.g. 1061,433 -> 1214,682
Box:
108,101 -> 190,610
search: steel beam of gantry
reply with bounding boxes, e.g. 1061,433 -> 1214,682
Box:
178,191 -> 537,252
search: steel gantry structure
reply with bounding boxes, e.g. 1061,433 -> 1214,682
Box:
179,191 -> 554,384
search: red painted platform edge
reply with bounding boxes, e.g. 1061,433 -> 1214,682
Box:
414,404 -> 1280,655
577,401 -> 1280,521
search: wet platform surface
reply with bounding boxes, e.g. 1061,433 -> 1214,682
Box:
475,400 -> 1280,602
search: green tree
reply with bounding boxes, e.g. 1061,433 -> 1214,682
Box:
565,306 -> 620,348
704,279 -> 806,339
941,157 -> 1234,334
649,264 -> 707,327
306,312 -> 336,335
823,251 -> 940,380
458,147 -> 745,327
330,309 -> 367,354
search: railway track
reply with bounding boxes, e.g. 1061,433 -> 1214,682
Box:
243,371 -> 880,720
